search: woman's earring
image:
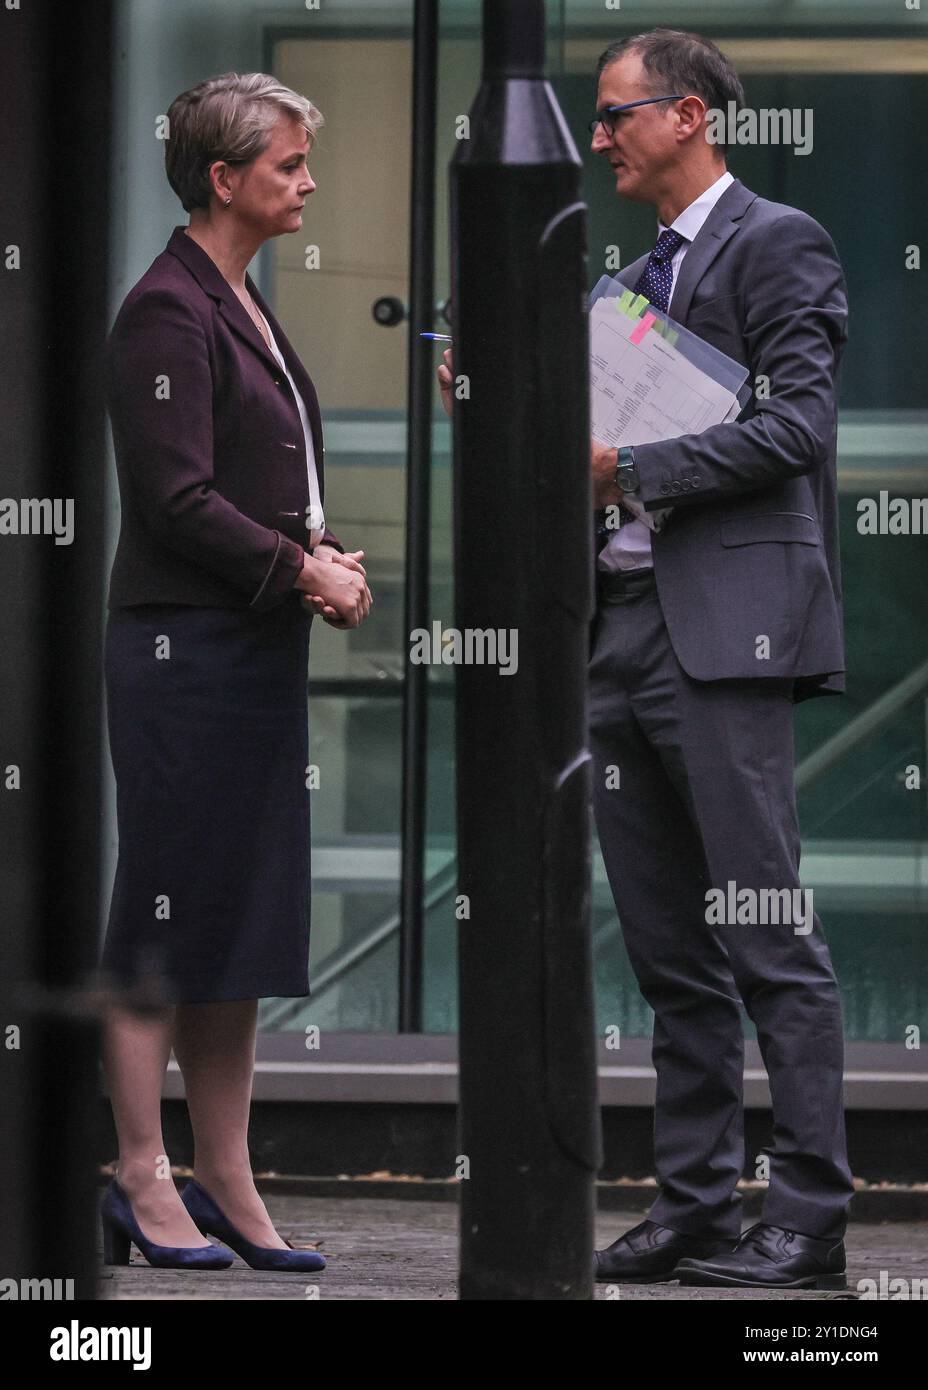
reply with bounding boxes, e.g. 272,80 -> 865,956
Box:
224,195 -> 232,206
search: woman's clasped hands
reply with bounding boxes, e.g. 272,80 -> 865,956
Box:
297,544 -> 372,628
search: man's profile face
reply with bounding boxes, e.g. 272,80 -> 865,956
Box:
590,52 -> 683,205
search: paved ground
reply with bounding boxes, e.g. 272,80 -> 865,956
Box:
97,1195 -> 928,1301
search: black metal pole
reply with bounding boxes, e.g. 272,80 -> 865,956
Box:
0,0 -> 112,1298
452,0 -> 603,1299
398,0 -> 439,1032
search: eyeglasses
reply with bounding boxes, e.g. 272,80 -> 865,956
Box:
588,95 -> 684,136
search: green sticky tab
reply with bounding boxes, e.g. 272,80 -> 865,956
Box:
629,293 -> 649,318
651,320 -> 679,347
616,288 -> 634,315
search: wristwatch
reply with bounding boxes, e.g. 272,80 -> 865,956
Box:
614,444 -> 639,494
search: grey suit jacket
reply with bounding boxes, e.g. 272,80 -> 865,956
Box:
613,176 -> 848,701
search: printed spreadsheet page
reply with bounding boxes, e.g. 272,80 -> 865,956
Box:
589,294 -> 742,449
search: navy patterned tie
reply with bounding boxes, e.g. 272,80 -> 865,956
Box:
633,226 -> 686,314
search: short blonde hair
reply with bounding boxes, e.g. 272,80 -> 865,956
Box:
165,72 -> 324,212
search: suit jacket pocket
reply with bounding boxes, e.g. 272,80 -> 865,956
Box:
688,290 -> 742,314
720,512 -> 821,546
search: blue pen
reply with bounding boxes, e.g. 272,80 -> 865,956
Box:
420,332 -> 453,341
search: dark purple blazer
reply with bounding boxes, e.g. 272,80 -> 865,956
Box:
106,225 -> 344,613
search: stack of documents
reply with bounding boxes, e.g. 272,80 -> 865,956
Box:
588,275 -> 749,450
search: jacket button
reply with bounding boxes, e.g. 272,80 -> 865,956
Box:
681,478 -> 692,491
670,480 -> 682,493
691,476 -> 701,487
659,483 -> 671,496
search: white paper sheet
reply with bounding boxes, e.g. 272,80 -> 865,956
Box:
590,296 -> 743,449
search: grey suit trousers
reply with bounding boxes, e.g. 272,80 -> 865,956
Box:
588,567 -> 855,1240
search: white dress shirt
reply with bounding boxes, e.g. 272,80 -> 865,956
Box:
598,168 -> 735,573
257,311 -> 327,549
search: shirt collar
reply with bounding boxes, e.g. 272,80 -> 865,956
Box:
657,168 -> 735,246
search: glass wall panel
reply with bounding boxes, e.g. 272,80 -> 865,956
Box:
259,18 -> 415,1031
551,10 -> 928,1042
111,2 -> 925,1040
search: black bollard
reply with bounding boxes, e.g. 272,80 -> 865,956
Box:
451,0 -> 603,1300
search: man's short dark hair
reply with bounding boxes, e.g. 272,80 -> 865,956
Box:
596,28 -> 745,154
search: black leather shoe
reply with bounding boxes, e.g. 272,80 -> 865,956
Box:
674,1222 -> 847,1289
594,1219 -> 739,1283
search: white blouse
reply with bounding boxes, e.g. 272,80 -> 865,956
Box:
256,309 -> 326,550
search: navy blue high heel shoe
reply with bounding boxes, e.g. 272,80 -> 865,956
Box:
181,1178 -> 326,1272
101,1177 -> 235,1269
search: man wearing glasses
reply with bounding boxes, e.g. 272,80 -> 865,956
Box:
586,30 -> 854,1290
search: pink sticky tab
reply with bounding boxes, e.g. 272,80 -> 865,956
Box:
629,311 -> 657,346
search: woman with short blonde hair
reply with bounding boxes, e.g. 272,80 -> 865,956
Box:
99,72 -> 371,1273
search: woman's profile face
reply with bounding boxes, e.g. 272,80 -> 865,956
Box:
223,112 -> 315,239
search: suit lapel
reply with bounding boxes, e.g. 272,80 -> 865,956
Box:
608,178 -> 756,326
167,227 -> 281,375
166,226 -> 326,501
611,253 -> 648,293
667,178 -> 755,322
246,276 -> 326,494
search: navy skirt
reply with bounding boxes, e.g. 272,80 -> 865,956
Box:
100,598 -> 313,1004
